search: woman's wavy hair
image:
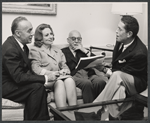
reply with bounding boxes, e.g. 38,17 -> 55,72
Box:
34,24 -> 54,47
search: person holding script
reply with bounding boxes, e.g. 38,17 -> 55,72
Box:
62,30 -> 108,103
29,24 -> 77,108
75,54 -> 105,70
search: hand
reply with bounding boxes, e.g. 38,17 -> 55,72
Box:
44,81 -> 55,89
95,63 -> 105,71
47,71 -> 60,81
103,62 -> 112,68
53,71 -> 60,77
103,67 -> 108,73
73,43 -> 87,53
104,68 -> 112,78
59,69 -> 70,76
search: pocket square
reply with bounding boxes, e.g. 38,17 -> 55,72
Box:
118,59 -> 126,63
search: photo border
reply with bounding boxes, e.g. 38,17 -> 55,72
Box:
1,1 -> 149,123
2,3 -> 57,15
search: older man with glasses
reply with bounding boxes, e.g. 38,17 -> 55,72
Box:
62,30 -> 108,103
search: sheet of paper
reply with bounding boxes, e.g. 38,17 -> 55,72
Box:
75,55 -> 105,70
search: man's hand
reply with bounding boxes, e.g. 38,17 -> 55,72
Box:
44,81 -> 55,89
102,62 -> 112,68
103,67 -> 112,78
45,71 -> 60,89
73,43 -> 87,53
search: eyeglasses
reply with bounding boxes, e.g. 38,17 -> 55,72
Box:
69,37 -> 82,42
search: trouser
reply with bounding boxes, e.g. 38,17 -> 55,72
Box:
73,69 -> 107,103
94,71 -> 138,117
4,83 -> 50,120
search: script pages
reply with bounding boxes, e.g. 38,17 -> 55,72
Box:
75,55 -> 105,70
57,75 -> 72,80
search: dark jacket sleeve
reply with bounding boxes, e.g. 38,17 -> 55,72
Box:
3,47 -> 45,85
121,54 -> 147,75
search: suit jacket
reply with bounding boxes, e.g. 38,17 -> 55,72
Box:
61,47 -> 100,76
29,45 -> 70,76
112,36 -> 147,93
2,36 -> 45,97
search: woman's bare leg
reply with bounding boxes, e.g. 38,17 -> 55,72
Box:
54,80 -> 67,107
64,78 -> 77,106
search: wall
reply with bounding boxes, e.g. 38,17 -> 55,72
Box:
2,3 -> 148,47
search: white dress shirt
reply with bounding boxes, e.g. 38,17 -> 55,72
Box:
122,39 -> 134,52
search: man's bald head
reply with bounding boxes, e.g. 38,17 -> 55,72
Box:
67,30 -> 82,50
68,30 -> 81,38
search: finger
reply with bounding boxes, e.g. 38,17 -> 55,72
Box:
55,74 -> 60,77
72,47 -> 76,50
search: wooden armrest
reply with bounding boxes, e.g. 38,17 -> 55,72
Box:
57,97 -> 133,111
49,105 -> 71,121
90,46 -> 114,52
57,94 -> 147,111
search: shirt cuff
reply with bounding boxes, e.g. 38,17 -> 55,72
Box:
44,75 -> 48,84
40,69 -> 47,75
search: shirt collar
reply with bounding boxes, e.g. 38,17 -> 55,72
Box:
14,37 -> 24,50
123,38 -> 134,49
69,46 -> 76,57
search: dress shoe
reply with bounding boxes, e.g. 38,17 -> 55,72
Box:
74,111 -> 101,120
109,114 -> 119,120
120,102 -> 144,120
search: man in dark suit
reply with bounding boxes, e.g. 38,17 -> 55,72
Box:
94,15 -> 147,120
2,16 -> 55,120
62,30 -> 108,103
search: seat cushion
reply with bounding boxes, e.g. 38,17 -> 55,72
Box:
2,87 -> 83,109
2,98 -> 24,109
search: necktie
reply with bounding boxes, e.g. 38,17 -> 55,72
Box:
73,50 -> 76,57
75,50 -> 80,60
118,44 -> 124,56
23,45 -> 29,56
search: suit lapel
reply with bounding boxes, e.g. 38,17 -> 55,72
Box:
40,45 -> 58,62
113,38 -> 137,63
66,47 -> 78,63
11,36 -> 30,66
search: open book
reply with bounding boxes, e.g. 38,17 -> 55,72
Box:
75,55 -> 105,70
57,75 -> 72,80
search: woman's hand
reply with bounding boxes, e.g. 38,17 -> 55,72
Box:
46,71 -> 60,81
59,69 -> 70,76
53,71 -> 60,77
